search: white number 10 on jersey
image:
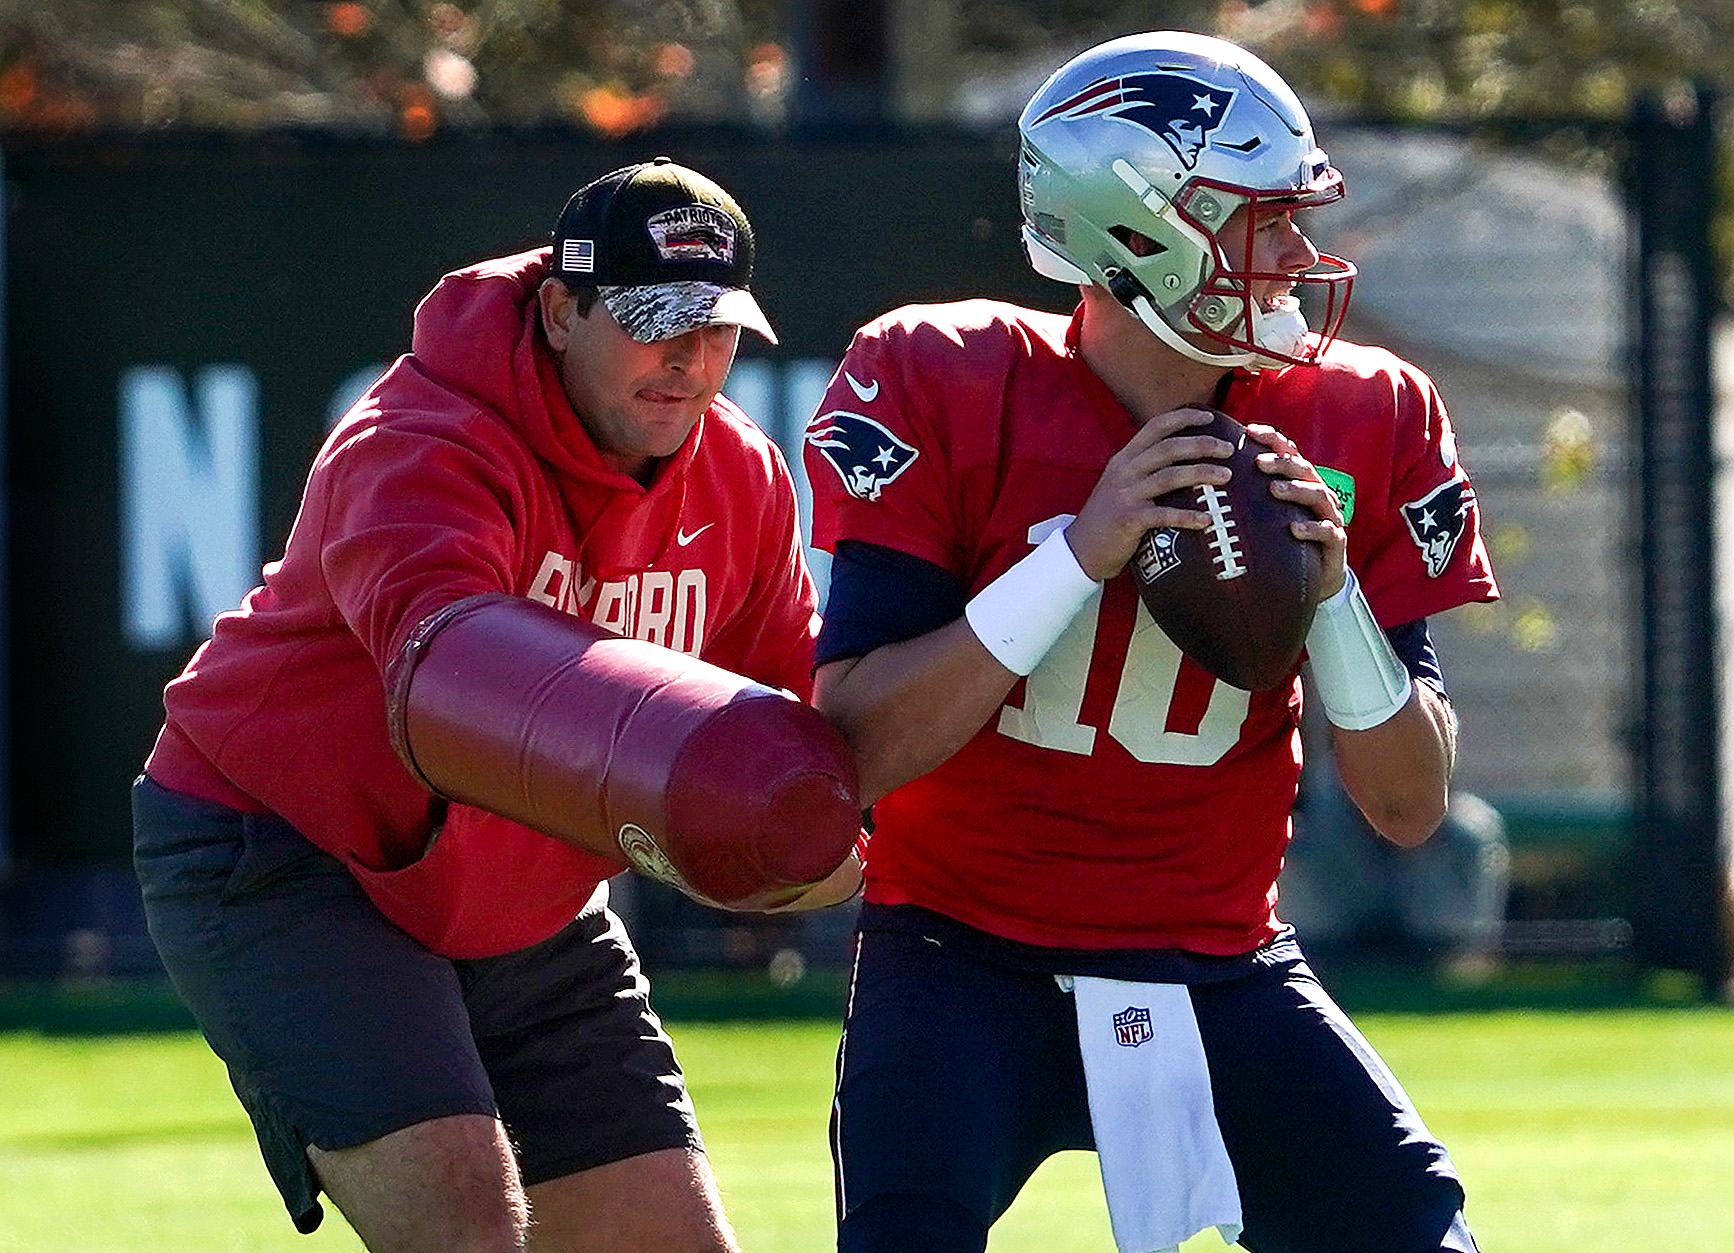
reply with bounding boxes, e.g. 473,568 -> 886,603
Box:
994,518 -> 1252,767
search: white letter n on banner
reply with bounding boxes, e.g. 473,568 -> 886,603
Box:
120,365 -> 259,649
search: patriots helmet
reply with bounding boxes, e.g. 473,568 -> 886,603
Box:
1018,31 -> 1354,370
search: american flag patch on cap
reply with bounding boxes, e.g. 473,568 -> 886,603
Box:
560,239 -> 596,273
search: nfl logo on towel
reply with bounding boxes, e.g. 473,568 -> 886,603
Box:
1113,1005 -> 1153,1047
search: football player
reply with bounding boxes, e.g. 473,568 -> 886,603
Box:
804,31 -> 1497,1253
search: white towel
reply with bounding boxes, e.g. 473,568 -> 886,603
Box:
1065,975 -> 1243,1253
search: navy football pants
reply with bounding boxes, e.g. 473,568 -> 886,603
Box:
831,909 -> 1478,1253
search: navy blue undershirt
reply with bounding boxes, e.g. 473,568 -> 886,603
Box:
816,539 -> 1446,694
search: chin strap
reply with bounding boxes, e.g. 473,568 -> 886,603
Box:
1106,269 -> 1255,370
1247,301 -> 1311,370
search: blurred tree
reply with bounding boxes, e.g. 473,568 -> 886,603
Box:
0,0 -> 776,136
0,0 -> 1729,278
0,0 -> 1728,136
5,0 -> 1732,137
1232,0 -> 1727,122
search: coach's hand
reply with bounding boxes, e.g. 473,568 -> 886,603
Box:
757,847 -> 864,913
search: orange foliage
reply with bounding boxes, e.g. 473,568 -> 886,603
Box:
654,43 -> 696,80
0,62 -> 39,116
579,85 -> 665,136
325,2 -> 372,38
397,83 -> 438,140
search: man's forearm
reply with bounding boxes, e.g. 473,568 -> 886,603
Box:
814,619 -> 1022,807
1331,681 -> 1457,847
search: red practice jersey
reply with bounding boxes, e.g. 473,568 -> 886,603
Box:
147,248 -> 819,958
805,300 -> 1498,954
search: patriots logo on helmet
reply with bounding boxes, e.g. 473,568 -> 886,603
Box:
806,411 -> 919,501
1028,72 -> 1237,170
1402,478 -> 1475,577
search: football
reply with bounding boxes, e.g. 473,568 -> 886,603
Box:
1129,409 -> 1324,691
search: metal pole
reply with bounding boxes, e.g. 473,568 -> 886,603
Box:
1629,83 -> 1729,995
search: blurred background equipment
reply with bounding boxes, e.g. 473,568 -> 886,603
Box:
0,0 -> 1730,1005
1281,787 -> 1512,975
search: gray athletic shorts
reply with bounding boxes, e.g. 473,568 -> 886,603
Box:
132,774 -> 702,1234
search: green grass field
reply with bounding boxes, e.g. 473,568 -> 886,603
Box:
0,1005 -> 1729,1251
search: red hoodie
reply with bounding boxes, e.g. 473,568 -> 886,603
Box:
145,248 -> 820,957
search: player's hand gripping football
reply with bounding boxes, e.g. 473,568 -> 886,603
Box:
1246,423 -> 1349,602
1063,407 -> 1235,581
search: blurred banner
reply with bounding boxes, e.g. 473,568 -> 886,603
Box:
4,130 -> 1052,870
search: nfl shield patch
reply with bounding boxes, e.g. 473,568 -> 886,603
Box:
1133,528 -> 1182,583
1113,1005 -> 1153,1047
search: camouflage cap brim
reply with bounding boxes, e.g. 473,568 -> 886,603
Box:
600,281 -> 777,345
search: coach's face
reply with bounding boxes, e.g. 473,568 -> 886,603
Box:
539,279 -> 738,484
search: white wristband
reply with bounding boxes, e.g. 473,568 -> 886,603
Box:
1305,568 -> 1413,730
965,529 -> 1100,676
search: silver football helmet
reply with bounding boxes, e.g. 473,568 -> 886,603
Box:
1018,31 -> 1354,370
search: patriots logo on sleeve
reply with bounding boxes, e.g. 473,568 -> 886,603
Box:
1402,478 -> 1475,577
1026,72 -> 1237,170
806,410 -> 920,501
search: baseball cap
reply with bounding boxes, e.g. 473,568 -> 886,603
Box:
551,156 -> 777,345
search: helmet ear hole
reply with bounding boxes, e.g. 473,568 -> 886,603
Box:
1108,226 -> 1166,258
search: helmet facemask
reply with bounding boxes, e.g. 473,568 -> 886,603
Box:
1164,171 -> 1354,368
